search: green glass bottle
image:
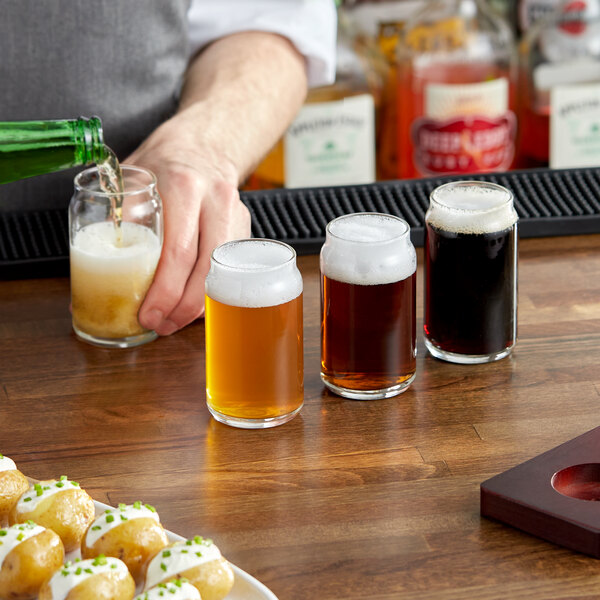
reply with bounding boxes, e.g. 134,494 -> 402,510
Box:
0,116 -> 106,184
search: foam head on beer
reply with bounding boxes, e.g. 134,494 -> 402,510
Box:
206,239 -> 303,308
321,213 -> 416,285
428,181 -> 518,234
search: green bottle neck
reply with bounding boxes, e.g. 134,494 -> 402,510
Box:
73,116 -> 106,164
0,116 -> 107,184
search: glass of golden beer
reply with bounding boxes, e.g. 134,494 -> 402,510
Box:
205,239 -> 304,429
69,165 -> 163,348
320,213 -> 417,399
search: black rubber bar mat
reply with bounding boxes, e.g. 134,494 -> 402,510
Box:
1,166 -> 599,279
242,166 -> 600,254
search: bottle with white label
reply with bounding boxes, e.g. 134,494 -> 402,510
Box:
243,1 -> 383,189
398,0 -> 518,179
518,0 -> 600,168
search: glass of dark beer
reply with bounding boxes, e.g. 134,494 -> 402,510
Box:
320,213 -> 417,399
424,181 -> 518,364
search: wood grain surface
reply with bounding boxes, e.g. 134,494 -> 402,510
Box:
1,233 -> 600,599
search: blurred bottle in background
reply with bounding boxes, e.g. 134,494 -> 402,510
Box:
515,0 -> 561,36
244,0 -> 385,190
397,0 -> 518,179
518,0 -> 600,168
344,0 -> 426,179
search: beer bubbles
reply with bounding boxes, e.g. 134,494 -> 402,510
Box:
206,239 -> 302,309
427,181 -> 518,235
321,213 -> 417,286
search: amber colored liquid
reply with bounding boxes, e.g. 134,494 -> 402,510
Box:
398,61 -> 516,179
70,222 -> 161,340
205,295 -> 304,421
320,274 -> 416,392
97,147 -> 124,244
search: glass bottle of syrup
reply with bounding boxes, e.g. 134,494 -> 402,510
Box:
398,0 -> 518,178
518,0 -> 600,168
0,117 -> 106,184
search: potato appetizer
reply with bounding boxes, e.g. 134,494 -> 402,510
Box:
144,536 -> 234,600
9,476 -> 95,552
39,555 -> 135,600
134,579 -> 200,600
0,521 -> 64,600
0,454 -> 29,526
81,501 -> 168,583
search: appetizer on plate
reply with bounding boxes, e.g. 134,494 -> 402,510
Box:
38,555 -> 135,600
144,536 -> 234,600
10,477 -> 95,552
134,579 -> 200,600
0,521 -> 64,600
81,501 -> 169,583
0,454 -> 29,526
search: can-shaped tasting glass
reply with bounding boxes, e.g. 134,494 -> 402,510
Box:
424,180 -> 518,364
205,239 -> 304,429
69,165 -> 163,348
320,213 -> 417,399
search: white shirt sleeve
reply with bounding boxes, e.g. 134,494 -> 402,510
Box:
187,0 -> 337,88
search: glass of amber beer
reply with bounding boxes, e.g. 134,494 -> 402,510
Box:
205,239 -> 304,428
424,180 -> 518,364
69,165 -> 163,348
320,213 -> 417,399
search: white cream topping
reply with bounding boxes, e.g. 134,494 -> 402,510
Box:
0,522 -> 45,568
48,556 -> 129,600
84,503 -> 161,548
135,580 -> 201,600
144,538 -> 222,590
0,455 -> 17,472
15,478 -> 81,515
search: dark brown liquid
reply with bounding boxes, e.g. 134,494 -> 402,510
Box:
424,223 -> 516,356
321,273 -> 416,391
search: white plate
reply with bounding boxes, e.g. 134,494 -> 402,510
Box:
23,479 -> 277,600
92,499 -> 278,600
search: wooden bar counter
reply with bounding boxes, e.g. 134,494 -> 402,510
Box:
1,233 -> 600,599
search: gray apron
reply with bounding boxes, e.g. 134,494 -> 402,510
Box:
0,0 -> 191,212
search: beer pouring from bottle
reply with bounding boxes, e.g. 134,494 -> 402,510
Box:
0,117 -> 124,241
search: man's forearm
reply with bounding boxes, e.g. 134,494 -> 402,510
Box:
177,31 -> 309,186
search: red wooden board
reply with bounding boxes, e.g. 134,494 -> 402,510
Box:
480,426 -> 600,557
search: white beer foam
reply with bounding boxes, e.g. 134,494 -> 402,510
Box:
321,214 -> 416,286
206,240 -> 302,308
427,183 -> 518,234
71,222 -> 161,273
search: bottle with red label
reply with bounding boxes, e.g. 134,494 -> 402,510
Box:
397,0 -> 518,178
518,0 -> 600,168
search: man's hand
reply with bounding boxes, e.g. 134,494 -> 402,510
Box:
125,31 -> 307,335
126,114 -> 251,336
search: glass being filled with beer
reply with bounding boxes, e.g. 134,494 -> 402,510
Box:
205,239 -> 304,429
69,165 -> 163,348
320,213 -> 417,399
424,180 -> 518,364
